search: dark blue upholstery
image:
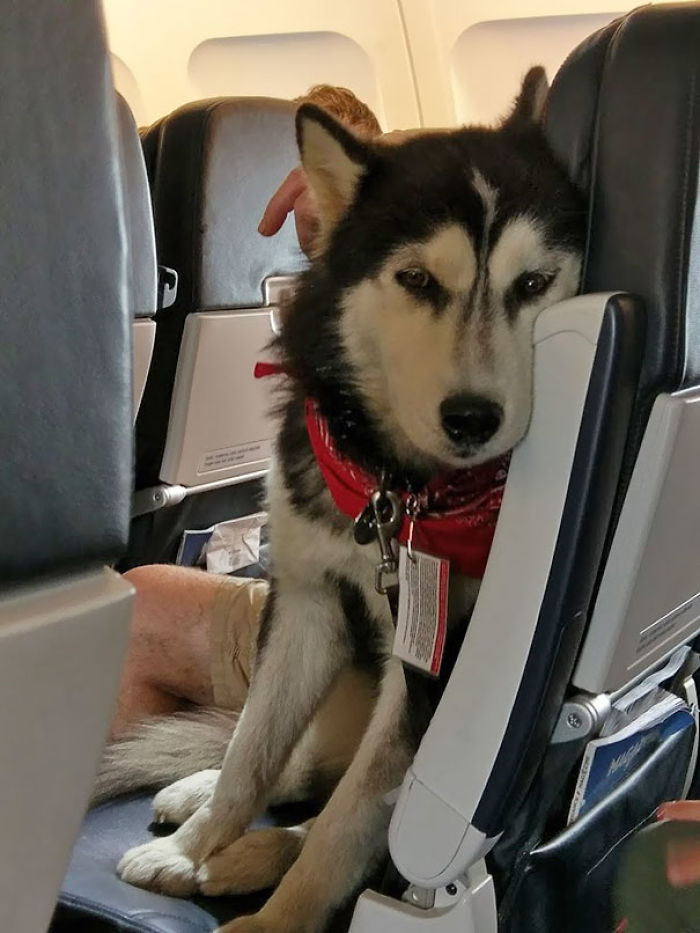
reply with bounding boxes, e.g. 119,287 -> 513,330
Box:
53,795 -> 293,932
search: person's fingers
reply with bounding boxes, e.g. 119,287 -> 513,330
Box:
292,188 -> 320,257
258,167 -> 307,236
666,838 -> 700,887
658,800 -> 700,822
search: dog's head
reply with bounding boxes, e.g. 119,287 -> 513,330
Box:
282,68 -> 585,484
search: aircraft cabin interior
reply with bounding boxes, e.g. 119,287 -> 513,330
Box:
3,1 -> 700,931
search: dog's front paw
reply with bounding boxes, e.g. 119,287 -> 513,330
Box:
198,825 -> 307,896
117,837 -> 198,896
153,769 -> 219,825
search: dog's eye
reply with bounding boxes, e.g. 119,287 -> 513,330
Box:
396,267 -> 434,292
513,271 -> 554,301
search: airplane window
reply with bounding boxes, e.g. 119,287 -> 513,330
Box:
451,13 -> 620,124
111,53 -> 146,125
189,32 -> 382,125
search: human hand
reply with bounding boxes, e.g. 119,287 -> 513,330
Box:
658,799 -> 700,888
258,166 -> 318,257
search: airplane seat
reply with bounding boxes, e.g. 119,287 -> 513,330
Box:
139,116 -> 165,191
53,5 -> 700,932
363,5 -> 700,932
124,97 -> 306,570
115,93 -> 159,417
0,1 -> 134,930
482,8 -> 700,927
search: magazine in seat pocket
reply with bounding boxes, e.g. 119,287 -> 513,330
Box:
495,724 -> 695,933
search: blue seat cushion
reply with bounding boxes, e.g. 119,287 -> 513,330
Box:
52,794 -> 316,932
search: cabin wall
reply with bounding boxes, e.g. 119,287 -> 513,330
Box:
400,2 -> 622,126
101,0 -> 418,130
102,0 -> 687,130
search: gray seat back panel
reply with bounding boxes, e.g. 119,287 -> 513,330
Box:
135,97 -> 305,487
0,0 -> 132,584
116,93 -> 158,320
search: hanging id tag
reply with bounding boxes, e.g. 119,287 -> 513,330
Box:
392,545 -> 449,678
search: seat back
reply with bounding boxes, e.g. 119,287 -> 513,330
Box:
115,93 -> 159,416
135,97 -> 305,491
545,3 -> 700,696
123,99 -> 304,568
0,3 -> 134,929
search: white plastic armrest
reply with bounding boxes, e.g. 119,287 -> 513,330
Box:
389,294 -> 612,887
0,568 -> 133,932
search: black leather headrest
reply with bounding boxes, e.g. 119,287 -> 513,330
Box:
546,4 -> 700,404
151,96 -> 305,311
116,94 -> 157,318
139,116 -> 164,191
0,0 -> 132,584
135,97 -> 305,486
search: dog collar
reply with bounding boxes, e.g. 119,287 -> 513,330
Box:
254,363 -> 508,578
305,399 -> 508,579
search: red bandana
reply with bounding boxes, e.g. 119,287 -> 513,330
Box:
304,400 -> 508,579
254,363 -> 509,578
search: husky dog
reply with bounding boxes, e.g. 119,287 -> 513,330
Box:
113,68 -> 584,932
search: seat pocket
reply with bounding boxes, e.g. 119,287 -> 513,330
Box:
496,725 -> 695,933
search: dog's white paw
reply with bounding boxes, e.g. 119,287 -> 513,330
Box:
153,769 -> 219,825
117,837 -> 198,896
198,825 -> 306,896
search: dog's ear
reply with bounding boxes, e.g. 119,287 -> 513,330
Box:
502,66 -> 549,130
296,103 -> 371,245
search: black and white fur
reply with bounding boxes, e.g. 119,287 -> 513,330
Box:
112,68 -> 584,932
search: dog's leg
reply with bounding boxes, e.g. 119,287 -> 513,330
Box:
117,582 -> 349,896
152,663 -> 376,827
153,769 -> 220,825
198,666 -> 377,895
216,656 -> 417,933
150,734 -> 326,828
199,819 -> 315,896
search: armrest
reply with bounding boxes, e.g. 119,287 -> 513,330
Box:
389,292 -> 644,886
0,569 -> 133,931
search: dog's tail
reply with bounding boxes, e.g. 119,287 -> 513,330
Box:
91,708 -> 238,805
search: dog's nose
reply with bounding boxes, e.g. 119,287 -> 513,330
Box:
440,394 -> 503,447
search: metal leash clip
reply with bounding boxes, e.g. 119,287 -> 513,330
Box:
405,493 -> 420,563
370,488 -> 402,594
